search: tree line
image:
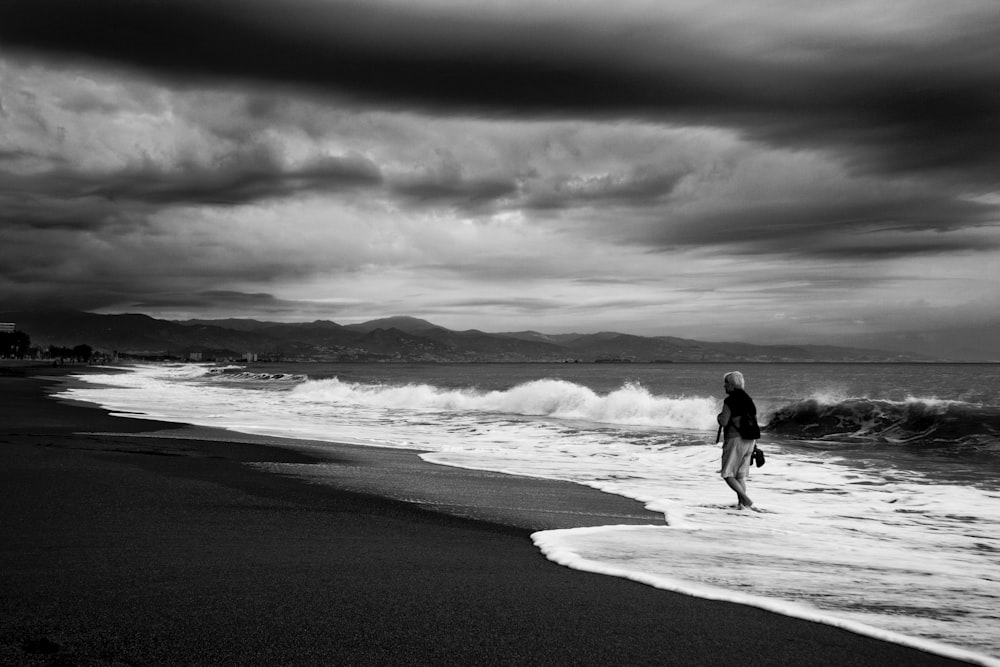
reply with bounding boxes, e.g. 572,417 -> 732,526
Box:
0,330 -> 31,358
0,330 -> 93,362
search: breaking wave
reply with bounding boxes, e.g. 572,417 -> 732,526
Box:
290,377 -> 719,430
205,366 -> 308,383
764,396 -> 1000,451
195,364 -> 1000,453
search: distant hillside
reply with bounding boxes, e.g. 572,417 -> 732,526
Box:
343,316 -> 441,335
2,309 -> 934,362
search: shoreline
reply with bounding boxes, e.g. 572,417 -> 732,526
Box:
0,366 -> 974,665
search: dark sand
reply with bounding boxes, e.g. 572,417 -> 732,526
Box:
0,366 -> 971,665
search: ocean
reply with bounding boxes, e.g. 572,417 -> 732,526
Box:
58,362 -> 1000,665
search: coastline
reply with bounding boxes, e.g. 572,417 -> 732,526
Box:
0,366 -> 973,665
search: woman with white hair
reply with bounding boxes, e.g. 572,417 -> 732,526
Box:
717,371 -> 759,510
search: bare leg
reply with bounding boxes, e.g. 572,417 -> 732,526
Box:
724,476 -> 753,508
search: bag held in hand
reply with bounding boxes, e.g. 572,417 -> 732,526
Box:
752,446 -> 765,467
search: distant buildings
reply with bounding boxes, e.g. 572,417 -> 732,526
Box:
0,323 -> 15,333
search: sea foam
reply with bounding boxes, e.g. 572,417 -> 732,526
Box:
532,525 -> 1000,667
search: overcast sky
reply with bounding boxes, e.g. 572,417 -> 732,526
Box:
2,0 -> 999,358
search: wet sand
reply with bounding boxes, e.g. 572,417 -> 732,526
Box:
0,366 -> 970,665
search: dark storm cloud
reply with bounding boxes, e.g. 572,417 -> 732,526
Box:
129,291 -> 303,314
644,193 -> 1000,257
4,1 -> 1000,185
797,235 -> 998,260
388,163 -> 685,213
391,176 -> 519,210
1,0 -> 705,112
93,153 -> 382,206
0,191 -> 132,232
0,151 -> 381,218
0,287 -> 128,313
526,167 -> 686,211
1,288 -> 334,320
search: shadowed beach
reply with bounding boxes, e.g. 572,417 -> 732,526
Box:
0,366 -> 973,665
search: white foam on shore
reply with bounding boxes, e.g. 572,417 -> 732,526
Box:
532,525 -> 1000,667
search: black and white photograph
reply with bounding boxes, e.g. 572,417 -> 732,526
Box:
2,1 -> 998,664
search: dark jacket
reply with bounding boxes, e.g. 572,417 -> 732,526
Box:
720,388 -> 757,440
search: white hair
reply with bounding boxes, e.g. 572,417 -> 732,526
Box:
723,371 -> 745,389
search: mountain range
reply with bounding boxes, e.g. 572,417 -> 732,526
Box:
1,310 -> 933,363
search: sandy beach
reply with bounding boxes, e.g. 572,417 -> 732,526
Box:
0,366 -> 971,666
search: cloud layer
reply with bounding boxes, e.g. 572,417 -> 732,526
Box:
2,0 -> 999,356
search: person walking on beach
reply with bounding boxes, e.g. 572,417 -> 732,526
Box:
717,371 -> 758,510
